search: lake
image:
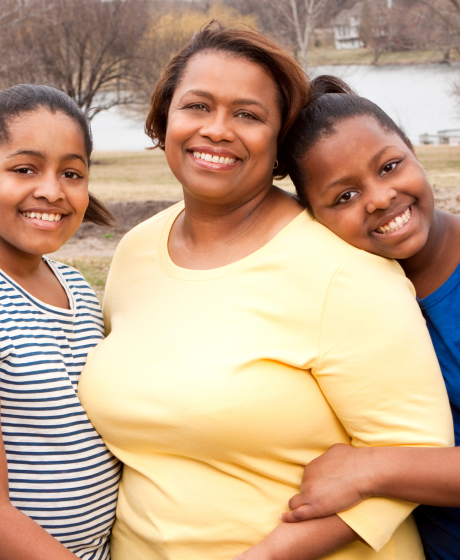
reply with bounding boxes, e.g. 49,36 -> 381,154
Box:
91,63 -> 460,151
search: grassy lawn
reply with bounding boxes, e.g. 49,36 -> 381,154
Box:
308,46 -> 460,67
89,146 -> 460,203
415,145 -> 460,189
63,257 -> 112,303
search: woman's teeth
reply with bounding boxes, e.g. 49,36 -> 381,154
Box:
376,207 -> 411,234
193,151 -> 237,164
22,211 -> 62,222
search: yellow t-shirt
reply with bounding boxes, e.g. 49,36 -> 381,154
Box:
79,204 -> 453,560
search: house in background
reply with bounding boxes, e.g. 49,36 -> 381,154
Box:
419,129 -> 460,145
334,0 -> 394,50
334,2 -> 364,50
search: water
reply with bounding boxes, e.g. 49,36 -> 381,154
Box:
90,63 -> 460,150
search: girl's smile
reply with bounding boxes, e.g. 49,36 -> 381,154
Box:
302,116 -> 434,260
0,109 -> 89,259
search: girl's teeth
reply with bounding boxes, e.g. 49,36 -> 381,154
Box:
22,212 -> 62,222
193,151 -> 237,165
376,207 -> 412,234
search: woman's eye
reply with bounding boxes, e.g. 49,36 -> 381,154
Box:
382,162 -> 397,175
237,112 -> 256,120
62,171 -> 82,179
188,104 -> 208,111
14,167 -> 34,174
338,191 -> 357,203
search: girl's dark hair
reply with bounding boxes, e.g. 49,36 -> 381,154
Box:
286,75 -> 412,208
145,20 -> 309,179
0,84 -> 114,227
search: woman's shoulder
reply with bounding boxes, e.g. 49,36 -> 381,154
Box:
291,213 -> 406,283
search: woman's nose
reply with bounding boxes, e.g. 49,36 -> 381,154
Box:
365,184 -> 398,214
200,111 -> 235,143
32,173 -> 65,202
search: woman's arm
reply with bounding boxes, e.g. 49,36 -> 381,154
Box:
0,405 -> 79,560
282,443 -> 460,523
234,514 -> 357,560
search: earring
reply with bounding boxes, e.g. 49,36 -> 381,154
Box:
273,159 -> 279,169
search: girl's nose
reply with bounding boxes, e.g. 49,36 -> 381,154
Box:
33,173 -> 65,202
365,184 -> 398,214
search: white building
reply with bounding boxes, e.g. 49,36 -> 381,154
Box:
334,2 -> 365,50
419,129 -> 460,145
334,0 -> 393,50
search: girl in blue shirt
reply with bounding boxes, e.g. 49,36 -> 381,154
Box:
281,75 -> 460,560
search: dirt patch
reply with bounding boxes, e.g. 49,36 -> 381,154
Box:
49,200 -> 177,260
433,187 -> 460,215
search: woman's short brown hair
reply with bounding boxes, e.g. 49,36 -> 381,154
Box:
145,20 -> 309,179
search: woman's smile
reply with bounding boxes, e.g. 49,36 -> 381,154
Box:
189,147 -> 239,170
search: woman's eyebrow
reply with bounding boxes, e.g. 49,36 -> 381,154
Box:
232,98 -> 268,112
180,90 -> 268,112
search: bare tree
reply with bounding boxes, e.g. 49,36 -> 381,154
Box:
0,0 -> 47,82
1,0 -> 151,117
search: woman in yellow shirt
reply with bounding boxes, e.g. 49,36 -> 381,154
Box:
79,22 -> 453,560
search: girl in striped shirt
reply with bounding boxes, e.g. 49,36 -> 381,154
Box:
0,85 -> 121,559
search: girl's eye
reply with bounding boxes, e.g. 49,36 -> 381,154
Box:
14,167 -> 34,174
62,171 -> 82,179
382,162 -> 397,175
338,191 -> 358,204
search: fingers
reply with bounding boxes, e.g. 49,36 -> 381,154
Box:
280,503 -> 321,523
288,492 -> 306,511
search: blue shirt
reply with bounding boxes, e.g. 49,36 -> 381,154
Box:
414,262 -> 460,560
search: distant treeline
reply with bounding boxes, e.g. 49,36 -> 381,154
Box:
0,0 -> 458,116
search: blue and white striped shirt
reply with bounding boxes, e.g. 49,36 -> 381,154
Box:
0,258 -> 121,559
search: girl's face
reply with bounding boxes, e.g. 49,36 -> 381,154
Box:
0,109 -> 89,258
303,116 -> 434,260
165,51 -> 282,205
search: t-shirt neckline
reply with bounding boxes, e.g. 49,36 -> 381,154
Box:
0,257 -> 76,316
418,261 -> 460,310
159,202 -> 309,281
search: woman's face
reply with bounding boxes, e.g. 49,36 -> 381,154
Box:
165,51 -> 282,205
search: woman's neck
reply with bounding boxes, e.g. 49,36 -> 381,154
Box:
399,209 -> 460,299
168,185 -> 303,270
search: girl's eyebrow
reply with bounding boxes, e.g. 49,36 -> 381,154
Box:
322,145 -> 395,194
6,149 -> 87,166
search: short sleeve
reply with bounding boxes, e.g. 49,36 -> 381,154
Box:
313,250 -> 454,551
